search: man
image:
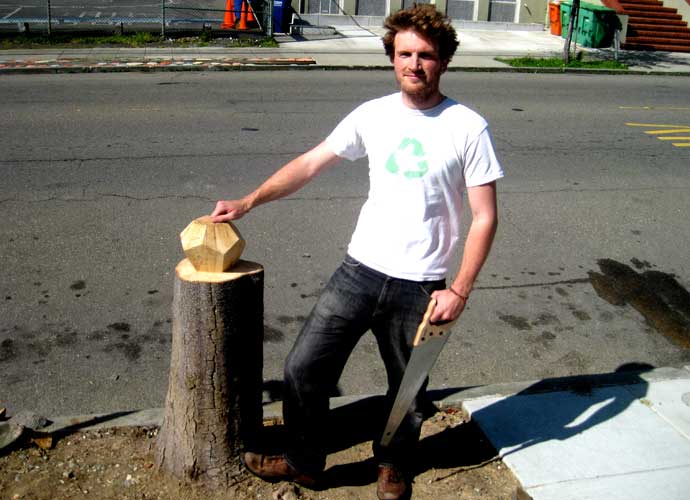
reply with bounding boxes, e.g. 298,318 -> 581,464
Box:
211,4 -> 503,499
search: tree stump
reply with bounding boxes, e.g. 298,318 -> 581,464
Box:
155,257 -> 264,488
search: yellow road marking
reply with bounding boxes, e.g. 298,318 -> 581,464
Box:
625,122 -> 690,149
626,122 -> 688,128
645,129 -> 690,135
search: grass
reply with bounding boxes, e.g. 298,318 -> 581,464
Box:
496,55 -> 628,70
0,31 -> 278,49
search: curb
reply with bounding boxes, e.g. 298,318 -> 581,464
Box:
466,66 -> 690,76
40,365 -> 690,435
1,61 -> 688,75
0,57 -> 317,74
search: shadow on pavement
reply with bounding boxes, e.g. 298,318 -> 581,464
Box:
464,362 -> 653,459
599,49 -> 690,69
250,363 -> 654,488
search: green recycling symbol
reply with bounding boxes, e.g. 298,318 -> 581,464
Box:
385,138 -> 429,179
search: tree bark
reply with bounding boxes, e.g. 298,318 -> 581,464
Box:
564,0 -> 581,64
155,258 -> 264,488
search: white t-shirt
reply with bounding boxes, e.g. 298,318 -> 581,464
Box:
326,92 -> 504,281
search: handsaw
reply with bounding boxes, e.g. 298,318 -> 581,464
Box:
380,298 -> 458,447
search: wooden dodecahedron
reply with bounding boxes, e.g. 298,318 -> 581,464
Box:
180,216 -> 246,273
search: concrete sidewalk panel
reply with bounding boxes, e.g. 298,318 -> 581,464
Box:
464,386 -> 690,488
525,466 -> 690,500
44,408 -> 163,434
622,378 -> 690,439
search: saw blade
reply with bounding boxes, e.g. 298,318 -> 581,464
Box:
380,299 -> 457,447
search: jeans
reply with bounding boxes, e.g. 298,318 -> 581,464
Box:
283,255 -> 445,474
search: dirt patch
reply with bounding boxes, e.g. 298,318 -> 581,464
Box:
0,408 -> 521,499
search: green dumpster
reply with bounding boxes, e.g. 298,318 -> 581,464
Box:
560,1 -> 620,48
560,1 -> 572,40
579,3 -> 619,47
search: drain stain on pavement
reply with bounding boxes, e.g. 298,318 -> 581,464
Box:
589,258 -> 690,350
498,314 -> 532,331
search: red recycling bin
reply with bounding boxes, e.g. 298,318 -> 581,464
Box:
549,2 -> 562,36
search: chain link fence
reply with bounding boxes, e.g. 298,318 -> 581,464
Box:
0,0 -> 274,37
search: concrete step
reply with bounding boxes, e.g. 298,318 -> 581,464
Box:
629,33 -> 690,42
626,35 -> 690,44
624,11 -> 683,19
626,16 -> 688,25
622,5 -> 678,13
614,0 -> 690,52
619,0 -> 664,5
623,41 -> 690,51
629,28 -> 690,38
630,23 -> 690,32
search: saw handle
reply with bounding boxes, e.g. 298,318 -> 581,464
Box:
413,299 -> 458,347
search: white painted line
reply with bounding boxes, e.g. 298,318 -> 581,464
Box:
111,12 -> 116,17
3,7 -> 21,19
79,11 -> 86,18
95,11 -> 102,18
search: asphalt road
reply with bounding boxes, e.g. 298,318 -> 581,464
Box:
1,71 -> 689,417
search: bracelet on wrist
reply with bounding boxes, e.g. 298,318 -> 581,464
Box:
448,287 -> 469,301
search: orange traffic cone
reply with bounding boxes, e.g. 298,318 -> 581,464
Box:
238,0 -> 248,30
221,0 -> 236,29
247,0 -> 255,22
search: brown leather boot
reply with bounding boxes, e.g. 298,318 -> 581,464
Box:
242,452 -> 318,488
376,464 -> 408,500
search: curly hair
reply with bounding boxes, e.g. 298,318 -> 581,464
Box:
382,4 -> 459,62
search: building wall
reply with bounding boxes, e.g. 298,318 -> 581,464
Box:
517,0 -> 548,23
301,0 -> 550,24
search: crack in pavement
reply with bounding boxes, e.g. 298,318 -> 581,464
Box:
0,150 -> 306,164
0,193 -> 366,205
500,186 -> 690,195
475,278 -> 591,291
0,193 -> 213,204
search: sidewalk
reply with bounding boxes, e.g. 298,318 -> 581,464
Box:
457,365 -> 690,500
1,23 -> 690,74
34,364 -> 690,500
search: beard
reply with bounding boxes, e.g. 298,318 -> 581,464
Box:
400,77 -> 438,103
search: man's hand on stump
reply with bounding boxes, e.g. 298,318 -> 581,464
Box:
211,199 -> 250,222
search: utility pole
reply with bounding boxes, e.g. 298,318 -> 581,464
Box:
563,0 -> 580,64
46,0 -> 52,37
